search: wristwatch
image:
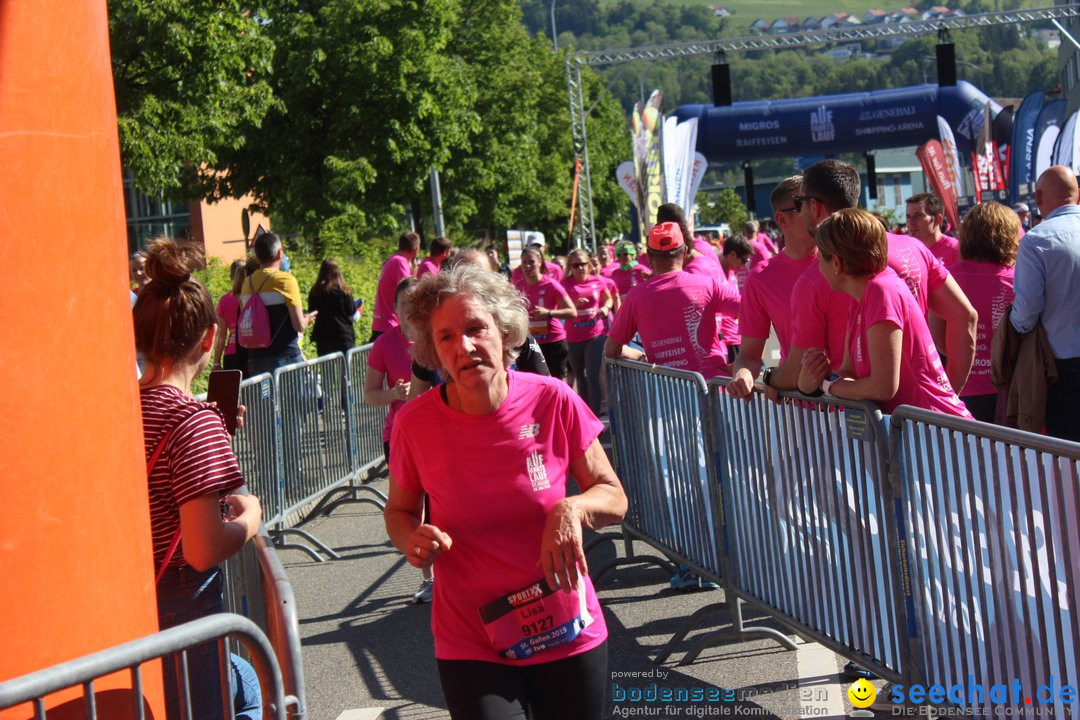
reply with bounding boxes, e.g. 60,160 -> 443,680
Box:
821,372 -> 841,396
761,367 -> 775,388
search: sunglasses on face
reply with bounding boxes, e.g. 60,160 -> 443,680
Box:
791,195 -> 823,213
571,262 -> 589,269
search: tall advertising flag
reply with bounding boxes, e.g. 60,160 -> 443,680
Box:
632,90 -> 665,233
663,115 -> 699,212
1033,98 -> 1067,182
917,140 -> 960,230
1009,91 -> 1045,203
1053,110 -> 1080,176
936,116 -> 967,199
972,102 -> 1005,201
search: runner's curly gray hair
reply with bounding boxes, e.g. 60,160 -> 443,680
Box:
402,263 -> 529,371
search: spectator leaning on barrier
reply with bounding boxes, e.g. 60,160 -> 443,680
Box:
417,236 -> 453,278
906,192 -> 960,266
938,201 -> 1018,423
1008,165 -> 1080,442
604,221 -> 738,379
783,160 -> 977,396
242,232 -> 317,376
729,176 -> 819,398
797,208 -> 972,420
371,231 -> 421,343
134,237 -> 263,720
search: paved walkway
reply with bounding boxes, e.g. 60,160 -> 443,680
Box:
279,472 -> 876,720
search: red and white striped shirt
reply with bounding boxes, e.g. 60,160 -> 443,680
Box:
141,385 -> 244,571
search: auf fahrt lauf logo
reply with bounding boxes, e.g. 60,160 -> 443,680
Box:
811,105 -> 835,142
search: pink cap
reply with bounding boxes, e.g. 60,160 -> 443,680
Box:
647,221 -> 685,251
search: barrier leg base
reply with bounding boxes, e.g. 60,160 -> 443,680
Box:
584,529 -> 623,555
303,483 -> 388,522
272,528 -> 341,561
654,602 -> 728,665
591,555 -> 678,584
678,598 -> 798,665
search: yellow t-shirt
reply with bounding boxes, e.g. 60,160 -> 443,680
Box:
241,268 -> 302,308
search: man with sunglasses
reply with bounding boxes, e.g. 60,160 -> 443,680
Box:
786,159 -> 976,395
729,176 -> 820,398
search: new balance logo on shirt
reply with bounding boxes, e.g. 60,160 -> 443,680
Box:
518,423 -> 540,439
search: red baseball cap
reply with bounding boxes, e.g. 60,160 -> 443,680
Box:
647,221 -> 685,251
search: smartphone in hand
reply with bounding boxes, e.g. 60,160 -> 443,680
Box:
207,369 -> 243,436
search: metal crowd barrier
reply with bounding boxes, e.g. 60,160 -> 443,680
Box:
890,407 -> 1080,716
271,353 -> 352,560
709,379 -> 905,679
346,345 -> 390,480
223,529 -> 307,719
0,614 -> 287,720
235,374 -> 282,528
603,359 -> 722,582
603,359 -> 797,665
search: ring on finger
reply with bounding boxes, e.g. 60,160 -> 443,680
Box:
414,545 -> 422,557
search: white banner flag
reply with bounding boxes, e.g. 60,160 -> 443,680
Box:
937,116 -> 967,197
615,160 -> 638,206
663,116 -> 699,211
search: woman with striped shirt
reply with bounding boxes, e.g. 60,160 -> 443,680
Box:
134,237 -> 263,720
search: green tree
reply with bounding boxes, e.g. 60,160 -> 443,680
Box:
697,188 -> 748,229
109,0 -> 276,195
203,0 -> 475,254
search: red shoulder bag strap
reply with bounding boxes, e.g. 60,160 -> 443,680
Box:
148,411 -> 201,584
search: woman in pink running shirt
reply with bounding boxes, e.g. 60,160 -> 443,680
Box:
513,247 -> 577,381
798,209 -> 971,418
561,248 -> 613,414
943,201 -> 1018,423
385,264 -> 626,720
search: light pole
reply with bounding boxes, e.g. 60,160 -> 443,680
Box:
550,0 -> 558,51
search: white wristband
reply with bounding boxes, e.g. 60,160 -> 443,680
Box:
821,373 -> 841,396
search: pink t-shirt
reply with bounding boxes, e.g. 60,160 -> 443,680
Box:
368,325 -> 414,442
561,276 -> 608,343
600,263 -> 617,278
687,238 -> 723,277
514,276 -> 571,344
373,254 -> 413,332
389,371 -> 608,664
790,263 -> 850,370
738,250 -> 818,359
215,292 -> 241,356
608,270 -> 738,378
947,260 -> 1015,397
750,233 -> 778,267
600,276 -> 619,334
610,264 -> 651,297
416,257 -> 441,278
849,269 -> 971,418
719,268 -> 741,348
929,235 -> 961,267
885,232 -> 948,315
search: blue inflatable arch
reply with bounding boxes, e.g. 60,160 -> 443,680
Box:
673,80 -> 996,163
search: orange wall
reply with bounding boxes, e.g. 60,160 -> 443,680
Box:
0,1 -> 163,717
190,196 -> 272,264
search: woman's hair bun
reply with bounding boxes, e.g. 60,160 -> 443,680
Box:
143,236 -> 206,286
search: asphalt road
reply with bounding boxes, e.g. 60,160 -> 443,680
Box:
280,471 -> 869,720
